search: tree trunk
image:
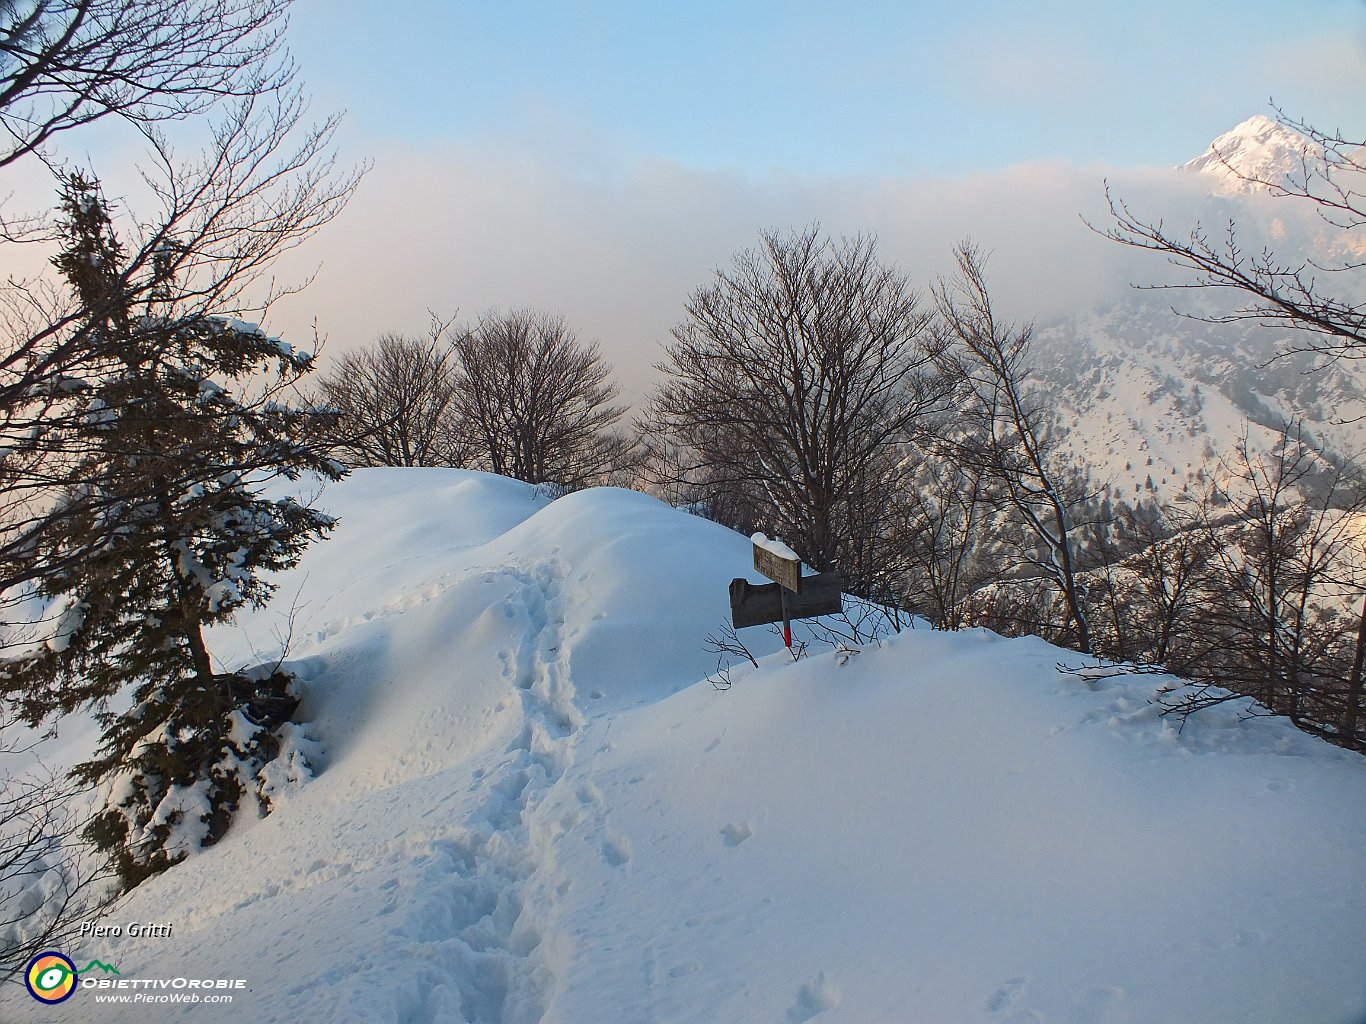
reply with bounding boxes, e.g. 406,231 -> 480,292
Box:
1344,594 -> 1366,748
1052,501 -> 1091,654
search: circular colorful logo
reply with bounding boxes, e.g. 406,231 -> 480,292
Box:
25,951 -> 78,1004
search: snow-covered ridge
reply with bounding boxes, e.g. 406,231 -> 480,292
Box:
4,468 -> 1365,1023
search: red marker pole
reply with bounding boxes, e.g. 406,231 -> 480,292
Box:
780,587 -> 792,649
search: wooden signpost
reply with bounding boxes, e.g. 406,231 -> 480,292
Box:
732,535 -> 842,648
753,541 -> 802,595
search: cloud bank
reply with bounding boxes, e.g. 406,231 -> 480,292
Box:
267,141 -> 1220,404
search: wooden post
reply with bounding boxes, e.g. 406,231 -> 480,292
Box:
780,586 -> 791,648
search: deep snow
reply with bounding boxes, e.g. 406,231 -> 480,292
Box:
5,468 -> 1366,1024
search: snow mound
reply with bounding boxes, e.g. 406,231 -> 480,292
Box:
5,468 -> 1365,1024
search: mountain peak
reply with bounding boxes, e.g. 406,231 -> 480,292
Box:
1181,114 -> 1314,194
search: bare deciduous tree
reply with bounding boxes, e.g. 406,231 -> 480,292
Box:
1189,424 -> 1366,733
0,0 -> 293,172
315,323 -> 468,468
1,709 -> 116,982
1027,422 -> 1366,750
645,226 -> 946,597
897,447 -> 1002,630
452,309 -> 631,491
1107,505 -> 1213,673
935,242 -> 1095,652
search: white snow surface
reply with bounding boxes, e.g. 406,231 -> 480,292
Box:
751,532 -> 800,562
6,468 -> 1366,1024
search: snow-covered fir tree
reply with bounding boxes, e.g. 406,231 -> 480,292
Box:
2,173 -> 343,886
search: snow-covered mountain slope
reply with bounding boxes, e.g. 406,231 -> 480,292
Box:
1033,293 -> 1366,504
5,469 -> 1366,1024
1036,115 -> 1366,503
1180,114 -> 1316,195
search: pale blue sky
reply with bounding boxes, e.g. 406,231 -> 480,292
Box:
289,0 -> 1366,176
